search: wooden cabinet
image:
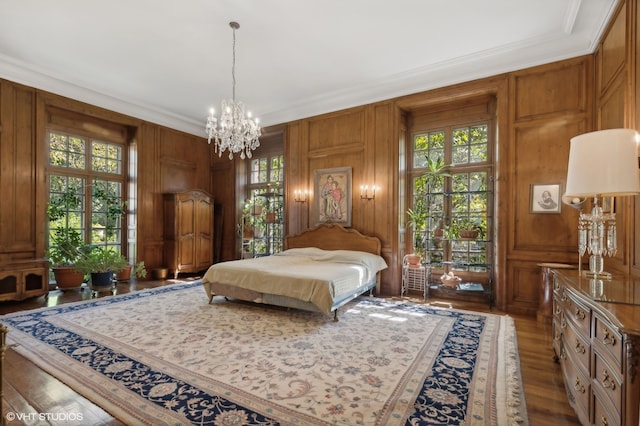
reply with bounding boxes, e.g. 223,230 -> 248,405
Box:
163,190 -> 214,279
553,269 -> 640,426
0,259 -> 49,301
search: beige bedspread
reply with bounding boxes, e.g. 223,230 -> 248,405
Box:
202,248 -> 387,313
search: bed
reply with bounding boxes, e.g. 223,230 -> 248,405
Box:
201,223 -> 387,320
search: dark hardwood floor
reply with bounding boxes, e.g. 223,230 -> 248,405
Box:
0,280 -> 580,425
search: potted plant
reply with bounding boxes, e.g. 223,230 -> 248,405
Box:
46,188 -> 91,290
115,261 -> 147,281
46,228 -> 92,290
406,207 -> 426,266
75,247 -> 127,290
454,219 -> 486,240
406,156 -> 451,261
92,181 -> 147,281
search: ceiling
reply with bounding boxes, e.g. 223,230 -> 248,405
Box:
0,0 -> 618,138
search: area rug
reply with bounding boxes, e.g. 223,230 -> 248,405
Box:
1,281 -> 528,425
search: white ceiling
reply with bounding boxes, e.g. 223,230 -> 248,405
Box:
0,0 -> 618,138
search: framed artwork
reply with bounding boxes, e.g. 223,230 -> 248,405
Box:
602,196 -> 614,214
530,183 -> 561,213
313,167 -> 352,227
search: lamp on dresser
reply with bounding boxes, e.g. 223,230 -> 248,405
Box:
564,128 -> 640,278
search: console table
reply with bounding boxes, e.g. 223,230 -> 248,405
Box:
552,269 -> 640,426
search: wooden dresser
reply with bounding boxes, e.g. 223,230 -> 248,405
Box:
552,269 -> 640,426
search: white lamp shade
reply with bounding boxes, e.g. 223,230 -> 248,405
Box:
564,128 -> 640,197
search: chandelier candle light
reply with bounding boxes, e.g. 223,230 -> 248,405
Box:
206,21 -> 261,160
564,128 -> 640,278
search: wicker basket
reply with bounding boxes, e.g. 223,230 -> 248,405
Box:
458,229 -> 479,240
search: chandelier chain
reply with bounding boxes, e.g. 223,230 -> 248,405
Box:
231,23 -> 236,102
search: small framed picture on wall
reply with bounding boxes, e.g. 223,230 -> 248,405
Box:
530,183 -> 561,213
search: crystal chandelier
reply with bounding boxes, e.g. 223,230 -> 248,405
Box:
206,21 -> 261,160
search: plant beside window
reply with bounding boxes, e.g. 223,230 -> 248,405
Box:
452,218 -> 486,240
74,246 -> 128,289
405,156 -> 451,263
92,182 -> 147,281
46,189 -> 92,290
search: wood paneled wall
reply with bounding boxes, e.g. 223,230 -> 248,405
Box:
2,0 -> 640,315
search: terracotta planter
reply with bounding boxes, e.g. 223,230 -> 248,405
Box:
406,253 -> 422,267
116,264 -> 133,281
52,266 -> 85,291
265,212 -> 277,223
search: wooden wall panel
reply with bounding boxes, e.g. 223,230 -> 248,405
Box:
371,102 -> 396,295
308,110 -> 365,152
506,57 -> 592,314
137,123 -> 164,270
209,154 -> 236,263
507,261 -> 541,316
595,1 -> 634,275
511,121 -> 585,253
599,3 -> 627,94
513,61 -> 588,121
0,81 -> 37,260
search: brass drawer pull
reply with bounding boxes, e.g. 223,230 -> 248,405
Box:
601,415 -> 609,426
602,370 -> 616,391
602,328 -> 617,346
574,377 -> 586,394
575,307 -> 585,320
575,340 -> 585,354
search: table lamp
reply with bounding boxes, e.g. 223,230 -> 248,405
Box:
564,128 -> 640,278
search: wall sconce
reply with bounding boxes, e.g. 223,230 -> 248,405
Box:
360,185 -> 377,200
294,189 -> 308,203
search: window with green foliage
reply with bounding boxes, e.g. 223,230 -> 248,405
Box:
242,154 -> 285,257
409,123 -> 492,273
47,131 -> 126,255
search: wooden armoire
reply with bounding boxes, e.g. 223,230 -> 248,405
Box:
163,190 -> 214,279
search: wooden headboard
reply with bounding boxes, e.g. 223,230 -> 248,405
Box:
285,223 -> 381,255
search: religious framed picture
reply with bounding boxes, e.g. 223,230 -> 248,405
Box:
530,183 -> 561,213
313,167 -> 352,227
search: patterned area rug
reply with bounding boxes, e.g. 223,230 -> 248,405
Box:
2,282 -> 528,425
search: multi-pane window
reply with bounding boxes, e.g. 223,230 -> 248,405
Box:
243,154 -> 285,257
409,123 -> 492,274
47,131 -> 126,255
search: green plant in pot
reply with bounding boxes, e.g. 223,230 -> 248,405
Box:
75,246 -> 127,290
92,181 -> 147,281
116,261 -> 147,281
405,156 -> 451,264
406,207 -> 426,266
46,188 -> 91,290
453,218 -> 486,240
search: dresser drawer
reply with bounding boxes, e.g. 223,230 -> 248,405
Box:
563,319 -> 590,371
566,291 -> 591,334
592,350 -> 623,415
561,349 -> 590,424
593,314 -> 623,371
593,390 -> 620,426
